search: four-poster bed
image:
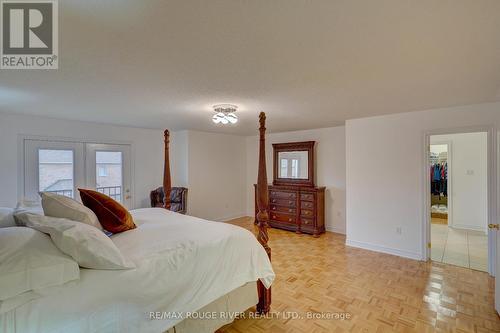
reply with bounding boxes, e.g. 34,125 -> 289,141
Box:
0,113 -> 274,333
161,112 -> 272,314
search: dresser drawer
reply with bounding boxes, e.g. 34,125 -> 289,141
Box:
270,198 -> 296,207
301,201 -> 315,210
300,217 -> 314,228
270,212 -> 296,224
270,190 -> 297,200
300,193 -> 315,201
301,209 -> 314,218
270,204 -> 296,215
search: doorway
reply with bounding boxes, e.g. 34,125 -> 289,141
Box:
428,132 -> 489,272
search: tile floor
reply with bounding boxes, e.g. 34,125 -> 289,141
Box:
431,223 -> 488,272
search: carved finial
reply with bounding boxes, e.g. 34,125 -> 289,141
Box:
259,112 -> 266,130
164,129 -> 170,143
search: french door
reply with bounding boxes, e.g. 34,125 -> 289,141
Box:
85,144 -> 132,208
23,139 -> 132,208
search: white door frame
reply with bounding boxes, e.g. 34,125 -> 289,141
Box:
422,126 -> 496,276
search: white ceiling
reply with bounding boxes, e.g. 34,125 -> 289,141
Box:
1,0 -> 500,135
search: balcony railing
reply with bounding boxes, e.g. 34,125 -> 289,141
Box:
45,186 -> 122,202
45,189 -> 73,198
97,186 -> 122,202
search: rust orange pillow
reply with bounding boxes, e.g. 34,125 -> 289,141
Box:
78,189 -> 136,233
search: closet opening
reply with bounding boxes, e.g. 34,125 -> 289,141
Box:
429,132 -> 489,272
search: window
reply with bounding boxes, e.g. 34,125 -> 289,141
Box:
24,139 -> 132,207
98,166 -> 108,177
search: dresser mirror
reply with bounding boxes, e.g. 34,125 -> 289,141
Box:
277,151 -> 309,179
272,141 -> 315,187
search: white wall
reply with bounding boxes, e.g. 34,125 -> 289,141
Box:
346,102 -> 500,260
170,130 -> 189,188
246,126 -> 346,234
431,132 -> 488,232
0,112 -> 168,209
186,131 -> 247,221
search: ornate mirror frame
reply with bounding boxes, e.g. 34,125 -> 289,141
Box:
272,141 -> 315,187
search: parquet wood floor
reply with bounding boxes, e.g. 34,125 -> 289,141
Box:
218,217 -> 500,333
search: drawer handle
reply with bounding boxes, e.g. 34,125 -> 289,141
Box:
304,220 -> 309,225
272,199 -> 276,203
288,209 -> 292,212
289,201 -> 293,204
288,218 -> 292,222
272,207 -> 276,210
272,215 -> 276,219
272,192 -> 276,195
289,194 -> 293,198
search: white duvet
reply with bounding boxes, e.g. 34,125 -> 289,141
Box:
0,208 -> 275,333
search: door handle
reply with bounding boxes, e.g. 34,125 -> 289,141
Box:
488,224 -> 499,230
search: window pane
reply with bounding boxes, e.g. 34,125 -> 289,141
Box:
39,149 -> 74,198
96,151 -> 122,202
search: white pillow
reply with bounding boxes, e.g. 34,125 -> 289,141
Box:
16,213 -> 135,270
0,227 -> 80,300
15,199 -> 44,215
40,192 -> 102,231
0,208 -> 15,228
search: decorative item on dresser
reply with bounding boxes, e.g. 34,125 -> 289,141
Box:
254,141 -> 326,237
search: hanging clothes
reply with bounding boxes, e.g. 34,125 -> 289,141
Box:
433,164 -> 441,181
430,162 -> 448,197
443,162 -> 448,196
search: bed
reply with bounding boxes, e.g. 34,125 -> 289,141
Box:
0,113 -> 274,333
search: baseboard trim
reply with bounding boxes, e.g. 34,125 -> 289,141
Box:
346,239 -> 423,261
450,224 -> 487,234
217,214 -> 248,222
325,225 -> 346,234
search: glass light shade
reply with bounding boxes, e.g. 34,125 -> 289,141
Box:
220,117 -> 229,124
212,112 -> 225,124
227,113 -> 238,124
212,114 -> 221,124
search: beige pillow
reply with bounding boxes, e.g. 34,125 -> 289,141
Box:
40,192 -> 102,231
15,213 -> 135,270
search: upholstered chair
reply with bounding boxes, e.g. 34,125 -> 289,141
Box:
150,187 -> 188,214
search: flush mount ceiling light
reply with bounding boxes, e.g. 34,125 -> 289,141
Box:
212,104 -> 238,124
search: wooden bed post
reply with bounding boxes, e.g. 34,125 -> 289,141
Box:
256,112 -> 271,314
163,129 -> 172,210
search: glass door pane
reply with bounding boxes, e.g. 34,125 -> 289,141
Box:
95,151 -> 122,202
39,149 -> 74,198
85,144 -> 132,208
24,139 -> 84,203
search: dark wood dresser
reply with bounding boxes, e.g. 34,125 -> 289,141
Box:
254,184 -> 325,237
